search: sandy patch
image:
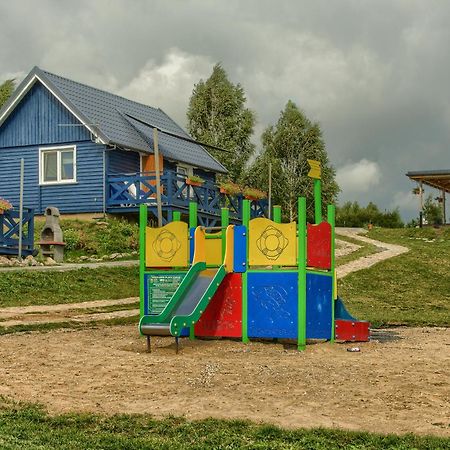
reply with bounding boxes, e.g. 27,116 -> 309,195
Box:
0,325 -> 448,437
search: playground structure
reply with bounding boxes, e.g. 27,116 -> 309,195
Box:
138,162 -> 370,352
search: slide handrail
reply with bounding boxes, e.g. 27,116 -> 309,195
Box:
139,261 -> 206,329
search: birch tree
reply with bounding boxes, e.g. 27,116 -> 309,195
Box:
187,64 -> 255,182
245,100 -> 339,221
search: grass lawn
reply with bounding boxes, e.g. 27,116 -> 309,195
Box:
0,266 -> 139,308
339,227 -> 450,327
0,399 -> 447,450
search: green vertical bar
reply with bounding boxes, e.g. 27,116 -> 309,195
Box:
297,197 -> 307,351
139,204 -> 148,322
327,204 -> 336,343
242,200 -> 251,343
173,211 -> 181,222
221,207 -> 229,258
314,179 -> 322,224
189,202 -> 198,228
189,202 -> 198,340
273,205 -> 282,223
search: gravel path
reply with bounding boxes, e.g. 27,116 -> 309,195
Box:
0,259 -> 138,272
336,228 -> 409,278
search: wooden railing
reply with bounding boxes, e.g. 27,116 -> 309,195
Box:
0,207 -> 35,256
106,170 -> 268,221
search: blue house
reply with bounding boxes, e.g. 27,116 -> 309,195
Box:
0,67 -> 264,226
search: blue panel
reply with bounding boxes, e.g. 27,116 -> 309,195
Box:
0,82 -> 90,148
0,141 -> 105,214
189,227 -> 195,263
233,225 -> 246,273
194,168 -> 216,182
248,272 -> 298,339
108,149 -> 140,174
306,273 -> 332,339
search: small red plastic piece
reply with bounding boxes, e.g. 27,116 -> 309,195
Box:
195,273 -> 242,337
335,319 -> 370,342
307,222 -> 331,269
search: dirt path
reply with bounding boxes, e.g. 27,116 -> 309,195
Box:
0,298 -> 139,327
0,325 -> 447,436
0,259 -> 138,273
336,228 -> 409,278
335,238 -> 361,258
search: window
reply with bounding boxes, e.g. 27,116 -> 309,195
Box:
39,146 -> 76,184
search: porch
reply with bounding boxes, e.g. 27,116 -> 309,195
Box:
106,170 -> 268,226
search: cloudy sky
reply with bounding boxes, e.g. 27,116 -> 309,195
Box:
1,0 -> 449,220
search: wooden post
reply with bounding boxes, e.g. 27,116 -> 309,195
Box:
18,158 -> 24,260
442,189 -> 446,225
153,128 -> 163,227
419,181 -> 424,227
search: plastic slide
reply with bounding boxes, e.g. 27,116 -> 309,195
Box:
334,297 -> 370,341
139,225 -> 234,337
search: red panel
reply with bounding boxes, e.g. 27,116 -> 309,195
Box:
195,273 -> 242,337
335,319 -> 370,342
307,222 -> 332,269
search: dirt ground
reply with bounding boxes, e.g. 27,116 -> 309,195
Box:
0,325 -> 448,437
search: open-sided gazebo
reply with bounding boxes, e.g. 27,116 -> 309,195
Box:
406,169 -> 450,225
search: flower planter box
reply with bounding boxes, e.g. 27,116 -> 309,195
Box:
186,179 -> 203,187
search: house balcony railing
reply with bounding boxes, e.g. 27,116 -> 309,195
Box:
106,170 -> 268,222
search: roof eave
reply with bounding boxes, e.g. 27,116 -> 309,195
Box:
0,66 -> 111,145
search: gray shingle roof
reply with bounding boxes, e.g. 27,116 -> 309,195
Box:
1,66 -> 227,173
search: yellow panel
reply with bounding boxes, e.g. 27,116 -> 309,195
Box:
146,222 -> 188,267
205,232 -> 223,266
224,225 -> 234,273
249,218 -> 297,266
192,227 -> 206,264
307,159 -> 321,179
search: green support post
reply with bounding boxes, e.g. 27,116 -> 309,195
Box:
139,204 -> 148,322
297,197 -> 307,351
188,202 -> 198,340
273,205 -> 282,223
314,179 -> 322,224
242,199 -> 251,344
173,211 -> 181,222
221,207 -> 229,258
327,204 -> 336,342
189,202 -> 198,228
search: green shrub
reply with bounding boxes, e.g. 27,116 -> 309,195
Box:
62,228 -> 84,251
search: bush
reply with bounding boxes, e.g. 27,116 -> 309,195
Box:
63,228 -> 84,251
34,217 -> 139,259
336,201 -> 404,228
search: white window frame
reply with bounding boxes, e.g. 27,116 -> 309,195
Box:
39,145 -> 77,185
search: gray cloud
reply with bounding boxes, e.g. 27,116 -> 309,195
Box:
1,0 -> 449,220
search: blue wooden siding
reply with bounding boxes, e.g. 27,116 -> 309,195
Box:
0,141 -> 106,214
195,168 -> 216,183
0,80 -> 107,214
108,149 -> 140,174
0,82 -> 89,148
